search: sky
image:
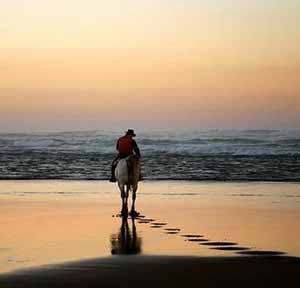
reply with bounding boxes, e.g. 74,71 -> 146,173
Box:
1,0 -> 300,130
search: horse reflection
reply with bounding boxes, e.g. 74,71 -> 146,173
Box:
110,216 -> 142,255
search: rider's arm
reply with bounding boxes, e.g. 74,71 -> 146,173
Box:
132,140 -> 141,158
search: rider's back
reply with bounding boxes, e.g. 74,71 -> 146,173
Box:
117,135 -> 134,155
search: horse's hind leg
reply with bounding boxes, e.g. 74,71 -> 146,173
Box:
125,185 -> 130,208
119,184 -> 128,216
130,184 -> 138,216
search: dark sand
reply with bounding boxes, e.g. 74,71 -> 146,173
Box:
0,256 -> 299,288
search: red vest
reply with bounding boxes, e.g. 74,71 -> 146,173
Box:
117,135 -> 133,155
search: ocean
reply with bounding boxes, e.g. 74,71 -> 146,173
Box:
0,129 -> 299,181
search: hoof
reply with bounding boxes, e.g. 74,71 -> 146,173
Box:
121,209 -> 128,217
129,210 -> 140,218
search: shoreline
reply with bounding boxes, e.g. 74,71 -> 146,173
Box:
0,255 -> 299,288
0,178 -> 300,183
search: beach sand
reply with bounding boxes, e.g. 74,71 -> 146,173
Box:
0,180 -> 299,286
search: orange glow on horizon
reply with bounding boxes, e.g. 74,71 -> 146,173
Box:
1,1 -> 299,129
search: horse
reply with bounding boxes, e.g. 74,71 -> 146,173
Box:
115,155 -> 140,217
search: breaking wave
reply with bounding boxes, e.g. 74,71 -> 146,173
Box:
0,129 -> 299,181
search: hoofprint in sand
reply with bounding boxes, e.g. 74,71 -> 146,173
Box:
0,180 -> 299,274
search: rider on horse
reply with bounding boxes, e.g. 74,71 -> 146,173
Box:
109,129 -> 141,182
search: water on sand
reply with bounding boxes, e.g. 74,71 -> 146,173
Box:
0,180 -> 299,273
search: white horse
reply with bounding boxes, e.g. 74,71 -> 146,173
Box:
115,155 -> 140,217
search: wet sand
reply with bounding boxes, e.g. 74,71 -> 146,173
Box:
0,255 -> 299,288
0,180 -> 299,285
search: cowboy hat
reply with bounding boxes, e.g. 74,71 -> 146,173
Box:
126,129 -> 136,137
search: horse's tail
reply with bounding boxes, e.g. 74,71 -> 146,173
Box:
127,155 -> 140,185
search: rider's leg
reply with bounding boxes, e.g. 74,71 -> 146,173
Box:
109,156 -> 119,182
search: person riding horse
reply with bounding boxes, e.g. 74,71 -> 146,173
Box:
109,129 -> 141,182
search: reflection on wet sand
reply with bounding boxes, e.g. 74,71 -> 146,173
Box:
0,181 -> 298,275
237,250 -> 285,256
118,213 -> 288,257
110,216 -> 142,255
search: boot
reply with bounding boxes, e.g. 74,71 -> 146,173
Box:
109,165 -> 116,182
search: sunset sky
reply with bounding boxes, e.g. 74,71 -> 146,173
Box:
1,1 -> 299,130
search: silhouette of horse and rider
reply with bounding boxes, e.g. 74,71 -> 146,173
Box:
110,129 -> 142,217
